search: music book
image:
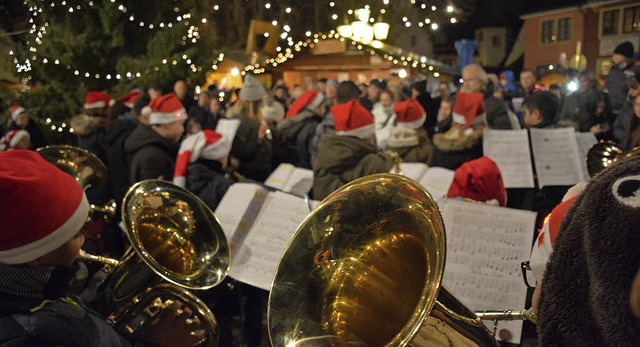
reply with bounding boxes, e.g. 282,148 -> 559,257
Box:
575,132 -> 598,182
529,128 -> 585,188
215,118 -> 241,143
390,163 -> 455,200
264,163 -> 314,197
440,199 -> 536,344
483,129 -> 535,188
214,183 -> 315,291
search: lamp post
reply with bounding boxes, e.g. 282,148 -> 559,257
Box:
337,8 -> 389,44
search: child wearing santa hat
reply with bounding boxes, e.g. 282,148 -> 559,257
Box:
277,90 -> 327,169
313,100 -> 394,200
6,105 -> 47,150
0,150 -> 204,346
0,129 -> 31,151
385,98 -> 433,163
124,94 -> 187,183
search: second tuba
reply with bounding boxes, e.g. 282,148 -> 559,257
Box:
268,174 -> 499,346
587,141 -> 640,177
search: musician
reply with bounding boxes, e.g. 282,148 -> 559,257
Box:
0,150 -> 204,346
446,156 -> 507,207
385,98 -> 432,163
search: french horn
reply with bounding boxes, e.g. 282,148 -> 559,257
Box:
268,173 -> 505,346
587,141 -> 640,177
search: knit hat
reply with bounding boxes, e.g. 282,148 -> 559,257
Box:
386,127 -> 418,148
452,93 -> 486,128
148,94 -> 188,125
0,150 -> 89,264
10,106 -> 26,121
394,99 -> 426,129
613,41 -> 634,60
173,130 -> 231,188
286,90 -> 325,118
447,156 -> 506,206
332,100 -> 375,139
2,130 -> 30,150
261,98 -> 285,123
118,90 -> 143,108
239,75 -> 267,102
84,91 -> 113,109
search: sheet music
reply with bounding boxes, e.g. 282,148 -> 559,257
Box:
575,132 -> 598,182
441,199 -> 536,344
265,163 -> 295,190
214,183 -> 268,253
229,191 -> 311,290
530,128 -> 584,188
215,118 -> 241,144
394,162 -> 429,182
483,129 -> 535,188
283,167 -> 314,197
418,167 -> 454,200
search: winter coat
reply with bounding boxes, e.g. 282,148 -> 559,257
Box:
484,95 -> 513,129
231,113 -> 273,182
124,125 -> 178,184
310,112 -> 335,165
386,129 -> 433,164
605,63 -> 639,114
70,114 -> 108,162
185,160 -> 233,211
313,134 -> 394,200
105,113 -> 138,207
276,109 -> 321,169
613,102 -> 633,146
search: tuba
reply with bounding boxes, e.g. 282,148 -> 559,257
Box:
269,173 -> 508,346
37,145 -> 116,221
587,141 -> 640,177
84,180 -> 230,345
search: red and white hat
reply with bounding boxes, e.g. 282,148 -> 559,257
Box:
173,130 -> 231,188
285,90 -> 325,118
452,93 -> 486,128
10,106 -> 26,121
394,99 -> 426,129
84,91 -> 113,109
118,90 -> 143,108
148,94 -> 188,125
332,100 -> 374,139
447,156 -> 506,206
2,130 -> 30,150
0,150 -> 89,264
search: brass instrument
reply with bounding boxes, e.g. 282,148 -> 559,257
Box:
81,180 -> 230,346
587,141 -> 640,177
384,150 -> 403,175
37,145 -> 116,221
269,173 -> 507,346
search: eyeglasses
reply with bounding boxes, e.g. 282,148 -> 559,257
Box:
521,261 -> 536,289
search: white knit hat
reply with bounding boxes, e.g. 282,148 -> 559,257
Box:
239,75 -> 267,102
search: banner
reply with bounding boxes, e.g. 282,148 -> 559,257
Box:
455,39 -> 477,72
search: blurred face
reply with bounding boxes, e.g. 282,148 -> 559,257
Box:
520,71 -> 536,92
15,113 -> 29,128
326,86 -> 336,99
155,120 -> 186,143
29,231 -> 85,267
148,88 -> 162,99
438,101 -> 452,122
274,88 -> 286,99
439,83 -> 449,96
197,93 -> 211,109
578,77 -> 591,93
14,137 -> 31,150
634,95 -> 640,119
523,105 -> 540,128
380,92 -> 393,107
367,85 -> 381,100
174,81 -> 187,99
209,99 -> 221,114
462,68 -> 484,93
612,53 -> 626,65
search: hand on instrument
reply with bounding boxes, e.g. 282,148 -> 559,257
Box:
143,301 -> 206,347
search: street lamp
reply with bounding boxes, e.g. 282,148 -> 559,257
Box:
337,8 -> 390,44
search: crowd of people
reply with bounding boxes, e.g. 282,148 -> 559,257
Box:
0,39 -> 639,346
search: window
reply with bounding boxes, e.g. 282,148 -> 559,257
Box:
541,20 -> 554,44
557,17 -> 572,41
601,9 -> 619,35
622,5 -> 640,33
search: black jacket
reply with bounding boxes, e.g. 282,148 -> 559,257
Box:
105,114 -> 138,206
277,109 -> 321,169
185,160 -> 233,211
124,125 -> 178,184
231,113 -> 273,182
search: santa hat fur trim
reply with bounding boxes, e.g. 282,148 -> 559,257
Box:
148,94 -> 188,125
286,90 -> 325,118
173,130 -> 231,187
84,91 -> 113,109
118,90 -> 144,108
452,93 -> 486,128
394,99 -> 426,129
332,100 -> 375,139
10,106 -> 26,121
0,151 -> 89,264
4,130 -> 30,149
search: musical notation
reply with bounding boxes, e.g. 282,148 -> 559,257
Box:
530,128 -> 585,188
483,129 -> 535,188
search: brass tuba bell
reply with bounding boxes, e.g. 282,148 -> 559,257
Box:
587,141 -> 640,177
268,174 -> 501,346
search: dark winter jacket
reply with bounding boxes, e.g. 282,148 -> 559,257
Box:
605,63 -> 639,114
124,125 -> 178,184
276,109 -> 321,169
311,112 -> 335,165
105,113 -> 138,207
70,114 -> 108,163
231,113 -> 273,182
484,95 -> 513,130
613,100 -> 633,146
185,159 -> 233,211
313,134 -> 393,200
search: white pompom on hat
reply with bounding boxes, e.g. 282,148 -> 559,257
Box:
0,150 -> 89,264
173,130 -> 232,188
148,94 -> 188,125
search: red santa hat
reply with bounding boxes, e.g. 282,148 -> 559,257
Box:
173,130 -> 231,188
332,100 -> 375,139
394,99 -> 426,129
452,93 -> 486,128
447,156 -> 506,206
286,90 -> 325,118
84,91 -> 113,109
10,106 -> 26,121
3,130 -> 30,149
0,150 -> 89,264
118,90 -> 143,108
148,94 -> 188,125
